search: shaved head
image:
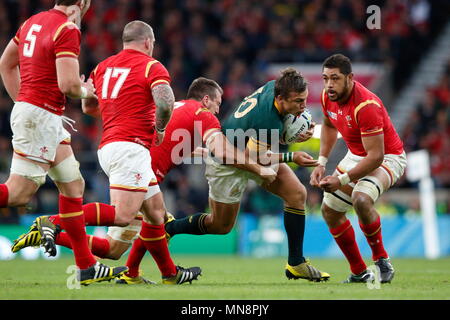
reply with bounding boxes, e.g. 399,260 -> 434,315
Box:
122,21 -> 154,44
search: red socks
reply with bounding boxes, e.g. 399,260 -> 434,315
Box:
50,202 -> 116,227
0,184 -> 8,208
125,237 -> 147,278
139,221 -> 176,278
329,219 -> 367,275
56,232 -> 111,258
359,215 -> 388,261
58,194 -> 96,269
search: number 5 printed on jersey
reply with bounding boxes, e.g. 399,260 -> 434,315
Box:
23,24 -> 42,57
102,67 -> 131,99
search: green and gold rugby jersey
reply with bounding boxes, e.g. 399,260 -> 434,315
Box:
221,80 -> 285,151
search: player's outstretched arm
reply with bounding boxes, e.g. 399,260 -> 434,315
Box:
0,40 -> 20,101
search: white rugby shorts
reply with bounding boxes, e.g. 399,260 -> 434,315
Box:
97,141 -> 158,195
324,150 -> 407,212
10,101 -> 71,163
205,155 -> 265,204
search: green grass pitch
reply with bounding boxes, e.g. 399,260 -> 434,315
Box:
1,255 -> 449,300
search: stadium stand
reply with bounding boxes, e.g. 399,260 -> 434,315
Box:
0,0 -> 449,223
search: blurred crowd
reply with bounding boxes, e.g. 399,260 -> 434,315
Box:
402,60 -> 450,188
0,0 -> 449,223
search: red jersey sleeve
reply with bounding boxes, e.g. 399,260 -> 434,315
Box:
356,103 -> 384,137
145,60 -> 171,89
194,109 -> 221,143
53,22 -> 81,59
13,20 -> 28,45
320,89 -> 329,118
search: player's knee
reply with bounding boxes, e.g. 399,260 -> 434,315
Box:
351,192 -> 373,214
282,185 -> 307,208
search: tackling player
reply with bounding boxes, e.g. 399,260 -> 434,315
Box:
166,68 -> 331,282
0,0 -> 128,284
310,54 -> 407,283
13,77 -> 277,284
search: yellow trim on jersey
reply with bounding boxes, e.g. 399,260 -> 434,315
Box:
150,79 -> 169,88
361,128 -> 383,135
55,51 -> 78,57
353,99 -> 381,125
59,211 -> 83,218
274,100 -> 282,114
195,107 -> 210,115
14,36 -> 19,43
139,234 -> 166,242
53,22 -> 78,41
247,136 -> 270,152
145,60 -> 159,78
321,89 -> 326,107
92,65 -> 99,76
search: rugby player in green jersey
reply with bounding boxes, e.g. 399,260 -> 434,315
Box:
166,68 -> 330,282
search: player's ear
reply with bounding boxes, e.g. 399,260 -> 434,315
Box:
347,72 -> 354,82
201,95 -> 209,107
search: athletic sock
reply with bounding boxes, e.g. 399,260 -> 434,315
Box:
359,215 -> 388,261
49,202 -> 116,227
58,194 -> 96,269
283,207 -> 306,266
330,219 -> 367,275
125,237 -> 147,278
56,232 -> 111,258
0,184 -> 8,208
55,232 -> 110,258
165,213 -> 208,236
139,221 -> 176,278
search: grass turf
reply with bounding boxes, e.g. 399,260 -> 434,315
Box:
0,255 -> 449,300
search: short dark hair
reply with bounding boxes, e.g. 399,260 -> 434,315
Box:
122,21 -> 154,43
274,68 -> 308,99
322,54 -> 352,75
187,77 -> 223,100
55,0 -> 80,5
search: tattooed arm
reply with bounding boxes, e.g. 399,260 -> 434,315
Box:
151,83 -> 175,145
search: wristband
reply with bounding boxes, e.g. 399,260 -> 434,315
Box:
80,87 -> 88,99
338,172 -> 350,186
281,152 -> 294,163
318,156 -> 328,167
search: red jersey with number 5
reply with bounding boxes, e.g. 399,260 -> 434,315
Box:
150,100 -> 221,183
321,81 -> 404,156
14,9 -> 81,115
90,49 -> 171,150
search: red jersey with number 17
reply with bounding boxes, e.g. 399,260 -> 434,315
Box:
14,9 -> 81,115
90,49 -> 171,150
150,100 -> 221,183
321,81 -> 404,156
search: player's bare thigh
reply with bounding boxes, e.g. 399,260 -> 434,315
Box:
110,189 -> 146,227
262,163 -> 306,209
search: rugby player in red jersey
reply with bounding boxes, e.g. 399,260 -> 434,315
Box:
310,54 -> 407,283
1,0 -> 128,284
27,77 -> 276,284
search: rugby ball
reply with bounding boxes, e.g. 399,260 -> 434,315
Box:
281,110 -> 312,144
